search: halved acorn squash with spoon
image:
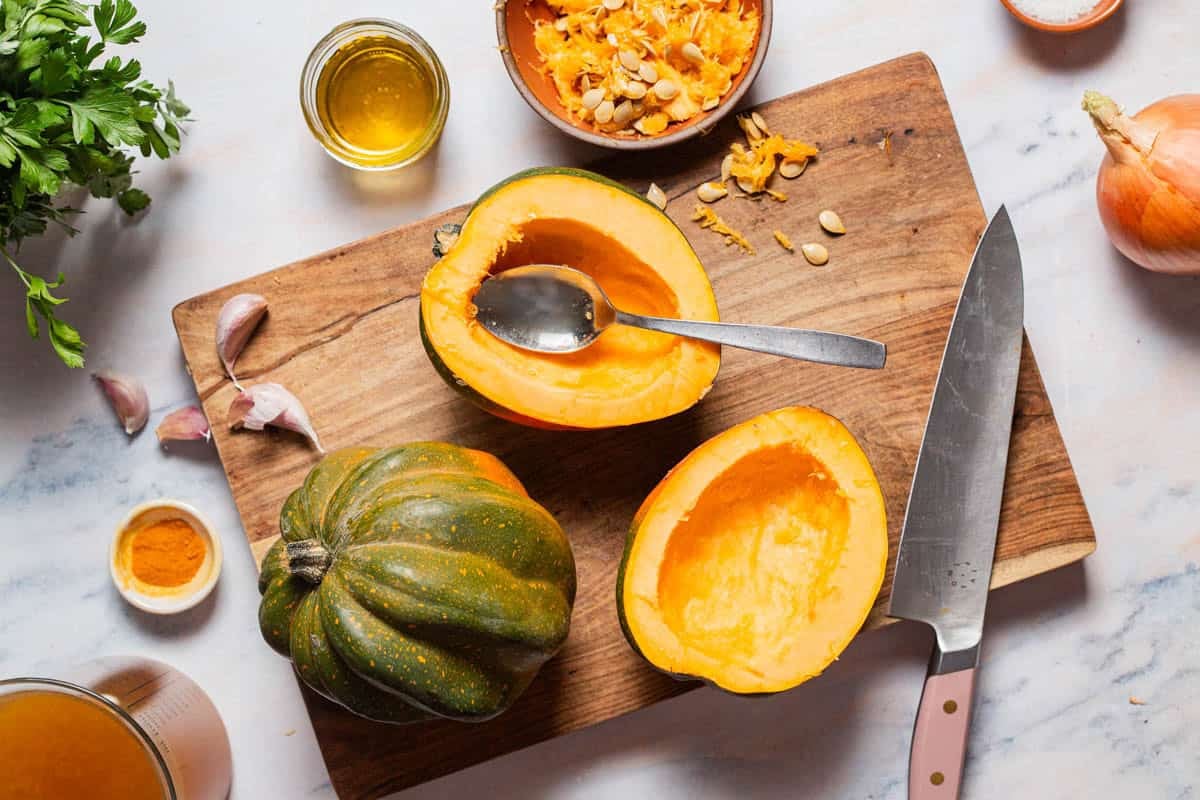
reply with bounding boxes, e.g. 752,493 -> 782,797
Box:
420,167 -> 720,429
617,406 -> 888,694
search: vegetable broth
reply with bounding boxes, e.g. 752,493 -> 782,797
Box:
0,689 -> 170,800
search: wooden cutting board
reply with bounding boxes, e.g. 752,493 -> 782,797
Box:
173,53 -> 1095,799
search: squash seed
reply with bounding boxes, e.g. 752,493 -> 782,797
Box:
652,6 -> 669,29
638,62 -> 658,84
624,80 -> 648,100
681,41 -> 705,65
619,49 -> 642,72
818,209 -> 846,235
701,97 -> 720,111
737,114 -> 763,141
750,111 -> 769,135
613,99 -> 636,126
607,33 -> 619,47
735,175 -> 756,194
779,159 -> 807,179
581,88 -> 606,110
697,181 -> 728,203
720,153 -> 733,182
801,243 -> 829,266
646,182 -> 667,210
652,79 -> 679,100
602,0 -> 625,9
555,16 -> 569,31
594,99 -> 615,124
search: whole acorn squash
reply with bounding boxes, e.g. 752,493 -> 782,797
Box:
420,167 -> 721,430
617,407 -> 887,694
258,443 -> 576,724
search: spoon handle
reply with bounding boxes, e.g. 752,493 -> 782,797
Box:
614,311 -> 886,369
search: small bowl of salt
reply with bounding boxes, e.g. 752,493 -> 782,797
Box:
1001,0 -> 1123,32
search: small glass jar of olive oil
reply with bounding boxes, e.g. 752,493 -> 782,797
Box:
301,19 -> 449,170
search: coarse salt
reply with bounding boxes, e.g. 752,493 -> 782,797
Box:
1008,0 -> 1099,23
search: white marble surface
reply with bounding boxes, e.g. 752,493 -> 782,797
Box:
2,1 -> 1198,797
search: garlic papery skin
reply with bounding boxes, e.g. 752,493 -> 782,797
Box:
94,370 -> 149,435
216,293 -> 268,388
228,383 -> 323,452
156,405 -> 211,443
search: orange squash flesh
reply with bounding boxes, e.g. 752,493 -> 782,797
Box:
421,168 -> 720,429
619,406 -> 888,694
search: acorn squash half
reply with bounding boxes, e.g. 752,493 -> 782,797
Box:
617,407 -> 888,694
420,167 -> 720,429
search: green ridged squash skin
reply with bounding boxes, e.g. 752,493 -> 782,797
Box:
258,443 -> 576,724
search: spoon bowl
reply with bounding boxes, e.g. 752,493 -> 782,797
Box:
474,265 -> 614,353
474,265 -> 887,370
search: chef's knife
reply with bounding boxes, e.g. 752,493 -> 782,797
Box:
888,206 -> 1024,799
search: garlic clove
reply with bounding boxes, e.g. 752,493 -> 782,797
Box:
94,370 -> 149,435
216,293 -> 268,388
156,405 -> 211,443
228,383 -> 323,453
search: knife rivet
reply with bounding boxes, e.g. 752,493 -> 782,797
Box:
931,772 -> 945,786
943,699 -> 958,714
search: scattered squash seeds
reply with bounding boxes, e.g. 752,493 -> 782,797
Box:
801,242 -> 829,266
819,209 -> 846,234
646,182 -> 667,210
697,181 -> 728,203
779,159 -> 807,178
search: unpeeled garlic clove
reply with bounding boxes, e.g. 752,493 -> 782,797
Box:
216,293 -> 268,388
156,405 -> 211,443
94,370 -> 149,435
228,383 -> 323,453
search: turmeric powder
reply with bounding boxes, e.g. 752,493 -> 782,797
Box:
130,518 -> 205,586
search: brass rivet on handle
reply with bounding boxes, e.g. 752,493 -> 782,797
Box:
943,699 -> 958,714
931,772 -> 945,786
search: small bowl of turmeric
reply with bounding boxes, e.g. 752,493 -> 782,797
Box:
497,0 -> 772,150
110,500 -> 222,615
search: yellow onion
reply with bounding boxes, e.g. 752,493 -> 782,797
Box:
1083,91 -> 1200,274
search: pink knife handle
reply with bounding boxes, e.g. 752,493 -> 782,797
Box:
909,667 -> 977,799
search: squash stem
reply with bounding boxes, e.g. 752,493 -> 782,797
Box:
286,539 -> 332,584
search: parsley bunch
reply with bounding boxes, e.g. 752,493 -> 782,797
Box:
1,0 -> 188,367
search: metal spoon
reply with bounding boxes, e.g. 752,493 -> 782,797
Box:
473,265 -> 886,369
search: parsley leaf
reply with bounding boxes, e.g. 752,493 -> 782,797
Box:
61,86 -> 143,146
93,0 -> 143,45
1,0 -> 187,367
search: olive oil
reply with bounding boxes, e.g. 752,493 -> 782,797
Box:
303,21 -> 449,170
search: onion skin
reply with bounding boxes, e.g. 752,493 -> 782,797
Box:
1084,91 -> 1200,275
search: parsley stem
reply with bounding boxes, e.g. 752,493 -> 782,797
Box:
1,247 -> 31,289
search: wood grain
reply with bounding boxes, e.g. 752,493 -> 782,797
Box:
172,53 -> 1095,799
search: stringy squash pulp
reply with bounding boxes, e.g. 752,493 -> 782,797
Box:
421,168 -> 720,429
618,407 -> 888,693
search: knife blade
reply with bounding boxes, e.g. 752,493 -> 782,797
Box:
888,206 -> 1023,799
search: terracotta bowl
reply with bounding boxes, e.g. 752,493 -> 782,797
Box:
1000,0 -> 1123,32
496,0 -> 773,150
